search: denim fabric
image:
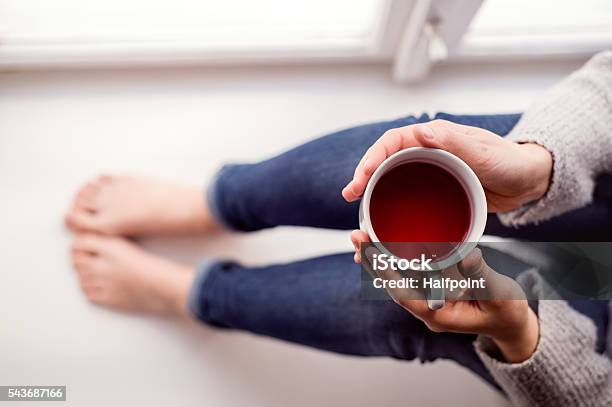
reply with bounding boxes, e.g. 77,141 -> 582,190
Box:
190,252 -> 501,387
193,113 -> 610,389
209,112 -> 612,240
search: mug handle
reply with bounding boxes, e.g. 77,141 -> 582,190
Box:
425,269 -> 445,310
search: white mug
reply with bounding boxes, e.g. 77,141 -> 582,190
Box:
359,147 -> 487,309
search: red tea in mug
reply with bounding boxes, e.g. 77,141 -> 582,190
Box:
369,162 -> 472,255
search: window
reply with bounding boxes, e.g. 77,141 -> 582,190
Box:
1,0 -> 610,81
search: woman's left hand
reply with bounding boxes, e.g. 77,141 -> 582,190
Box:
342,120 -> 552,212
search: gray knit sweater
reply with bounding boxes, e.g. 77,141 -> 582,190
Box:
475,51 -> 612,406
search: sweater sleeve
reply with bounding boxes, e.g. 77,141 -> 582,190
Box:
498,51 -> 612,227
475,300 -> 612,407
475,299 -> 612,407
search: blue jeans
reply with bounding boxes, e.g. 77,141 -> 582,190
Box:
190,113 -> 611,389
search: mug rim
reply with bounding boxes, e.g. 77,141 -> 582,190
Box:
360,147 -> 487,270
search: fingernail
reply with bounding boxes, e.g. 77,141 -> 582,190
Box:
363,158 -> 369,168
421,126 -> 435,139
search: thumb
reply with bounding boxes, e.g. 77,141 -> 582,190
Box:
457,248 -> 525,301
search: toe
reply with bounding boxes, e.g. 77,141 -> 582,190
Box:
71,250 -> 99,271
65,208 -> 104,233
71,242 -> 102,276
71,233 -> 107,253
72,250 -> 104,299
75,182 -> 100,211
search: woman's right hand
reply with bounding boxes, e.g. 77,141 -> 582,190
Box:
342,119 -> 553,213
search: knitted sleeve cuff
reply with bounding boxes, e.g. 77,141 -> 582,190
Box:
475,300 -> 612,407
498,51 -> 612,227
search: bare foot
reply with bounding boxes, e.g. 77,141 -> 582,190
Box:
71,233 -> 195,316
65,175 -> 219,236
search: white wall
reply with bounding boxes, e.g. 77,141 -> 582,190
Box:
0,59 -> 584,406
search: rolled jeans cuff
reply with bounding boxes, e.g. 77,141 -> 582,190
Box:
206,165 -> 235,231
188,259 -> 221,322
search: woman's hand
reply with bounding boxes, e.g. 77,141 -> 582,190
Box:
360,245 -> 540,363
342,119 -> 552,213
